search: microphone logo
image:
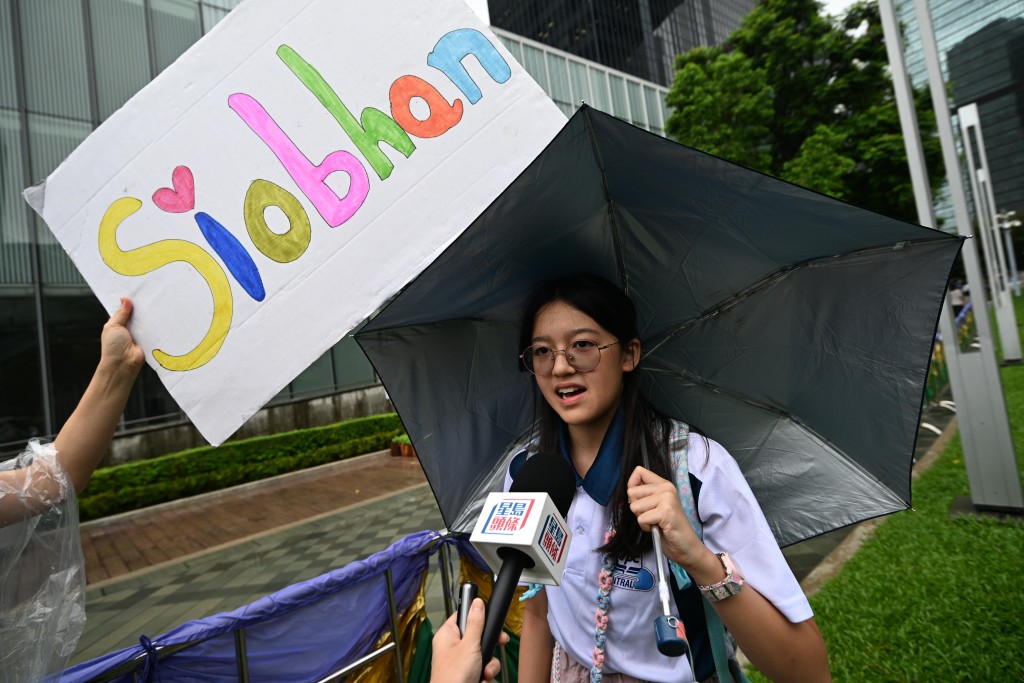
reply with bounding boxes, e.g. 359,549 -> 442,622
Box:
537,514 -> 568,565
482,499 -> 536,535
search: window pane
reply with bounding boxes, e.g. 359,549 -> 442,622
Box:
554,101 -> 574,117
92,0 -> 151,120
27,114 -> 91,284
151,0 -> 201,73
546,53 -> 571,109
644,86 -> 664,135
588,68 -> 610,111
19,0 -> 91,119
43,293 -> 106,433
0,110 -> 31,284
498,35 -> 523,65
331,336 -> 375,390
0,0 -> 16,108
290,349 -> 334,399
201,0 -> 244,33
0,295 -> 45,448
568,60 -> 590,108
122,364 -> 180,426
626,80 -> 646,128
608,74 -> 628,121
521,44 -> 548,91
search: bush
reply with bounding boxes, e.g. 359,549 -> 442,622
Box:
78,414 -> 403,521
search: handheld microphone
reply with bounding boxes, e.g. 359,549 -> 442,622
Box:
470,453 -> 575,674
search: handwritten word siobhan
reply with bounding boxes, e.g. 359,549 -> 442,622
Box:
98,29 -> 512,371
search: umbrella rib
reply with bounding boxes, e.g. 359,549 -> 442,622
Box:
583,107 -> 629,294
642,364 -> 801,425
642,236 -> 952,356
642,365 -> 905,504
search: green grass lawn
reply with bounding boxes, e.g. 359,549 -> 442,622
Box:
749,298 -> 1024,682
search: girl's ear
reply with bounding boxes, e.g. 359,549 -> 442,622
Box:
622,338 -> 641,372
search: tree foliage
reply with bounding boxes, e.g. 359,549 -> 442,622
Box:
666,0 -> 942,223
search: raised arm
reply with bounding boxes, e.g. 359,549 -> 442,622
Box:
0,298 -> 142,523
54,297 -> 144,493
627,465 -> 831,683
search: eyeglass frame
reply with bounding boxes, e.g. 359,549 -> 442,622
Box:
519,340 -> 620,376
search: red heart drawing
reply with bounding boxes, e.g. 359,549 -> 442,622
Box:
152,165 -> 195,213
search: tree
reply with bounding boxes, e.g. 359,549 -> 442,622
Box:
666,0 -> 943,224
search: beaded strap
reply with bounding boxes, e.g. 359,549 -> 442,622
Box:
591,530 -> 615,682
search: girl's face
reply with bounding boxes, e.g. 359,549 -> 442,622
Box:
530,300 -> 638,438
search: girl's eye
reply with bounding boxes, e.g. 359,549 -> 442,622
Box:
533,346 -> 552,357
571,340 -> 597,350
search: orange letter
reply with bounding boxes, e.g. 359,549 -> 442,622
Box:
390,75 -> 464,138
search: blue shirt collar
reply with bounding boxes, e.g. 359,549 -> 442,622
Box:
557,406 -> 625,507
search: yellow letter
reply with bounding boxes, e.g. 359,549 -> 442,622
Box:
98,197 -> 233,371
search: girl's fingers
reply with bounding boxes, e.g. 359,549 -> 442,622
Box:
626,465 -> 669,488
627,489 -> 674,515
108,297 -> 134,327
628,482 -> 675,502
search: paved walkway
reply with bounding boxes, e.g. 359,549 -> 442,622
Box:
81,450 -> 427,586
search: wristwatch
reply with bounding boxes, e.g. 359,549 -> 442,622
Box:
697,552 -> 744,602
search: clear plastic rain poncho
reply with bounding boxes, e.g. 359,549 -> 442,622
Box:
0,440 -> 86,682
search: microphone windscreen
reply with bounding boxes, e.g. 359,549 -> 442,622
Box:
510,453 -> 576,518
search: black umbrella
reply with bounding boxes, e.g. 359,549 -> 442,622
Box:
356,105 -> 962,547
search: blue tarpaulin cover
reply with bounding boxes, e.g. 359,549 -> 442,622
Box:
62,530 -> 438,682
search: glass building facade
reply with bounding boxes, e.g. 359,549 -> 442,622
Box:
493,28 -> 670,131
895,0 -> 1024,226
487,0 -> 755,87
0,2 -> 672,452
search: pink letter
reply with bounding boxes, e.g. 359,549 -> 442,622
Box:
229,93 -> 370,227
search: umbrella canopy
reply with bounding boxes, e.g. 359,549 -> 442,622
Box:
356,105 -> 962,547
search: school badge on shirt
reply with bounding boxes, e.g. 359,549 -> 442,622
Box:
613,555 -> 655,591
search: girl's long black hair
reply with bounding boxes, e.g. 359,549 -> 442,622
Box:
518,273 -> 674,561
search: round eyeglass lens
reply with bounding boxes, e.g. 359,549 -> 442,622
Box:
522,342 -> 602,375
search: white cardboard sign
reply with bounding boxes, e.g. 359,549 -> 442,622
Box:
25,0 -> 566,444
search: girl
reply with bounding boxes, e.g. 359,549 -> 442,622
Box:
509,274 -> 830,683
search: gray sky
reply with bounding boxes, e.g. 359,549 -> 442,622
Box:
820,0 -> 858,19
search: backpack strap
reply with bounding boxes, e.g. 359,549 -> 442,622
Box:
666,422 -> 750,683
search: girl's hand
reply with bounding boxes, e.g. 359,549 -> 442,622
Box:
626,466 -> 706,570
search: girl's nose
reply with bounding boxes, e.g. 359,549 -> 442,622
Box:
551,350 -> 576,375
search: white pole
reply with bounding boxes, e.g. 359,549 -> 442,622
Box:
879,0 -> 1022,511
956,104 -> 1022,360
1000,210 -> 1022,296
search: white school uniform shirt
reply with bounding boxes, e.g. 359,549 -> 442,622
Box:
506,430 -> 813,681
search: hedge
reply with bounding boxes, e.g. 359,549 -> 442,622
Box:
78,413 -> 404,521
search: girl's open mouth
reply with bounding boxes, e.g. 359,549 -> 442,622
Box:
556,386 -> 586,401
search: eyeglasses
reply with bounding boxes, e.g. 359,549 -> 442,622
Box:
519,340 -> 619,376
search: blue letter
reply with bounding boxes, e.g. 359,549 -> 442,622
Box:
427,29 -> 511,104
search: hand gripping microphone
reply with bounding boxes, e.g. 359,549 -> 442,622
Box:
470,453 -> 575,673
